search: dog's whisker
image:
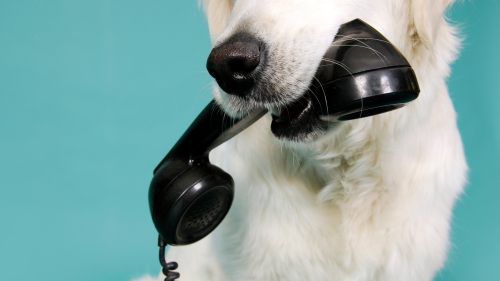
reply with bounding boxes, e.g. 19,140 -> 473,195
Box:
221,108 -> 228,131
328,43 -> 389,63
282,79 -> 321,108
174,70 -> 211,81
335,35 -> 391,45
321,59 -> 355,83
281,78 -> 334,124
321,58 -> 353,74
312,75 -> 329,120
289,146 -> 305,174
209,101 -> 220,130
331,35 -> 388,64
192,78 -> 214,111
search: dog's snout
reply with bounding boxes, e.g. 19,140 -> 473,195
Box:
207,33 -> 262,96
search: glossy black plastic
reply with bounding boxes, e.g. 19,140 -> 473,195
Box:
311,19 -> 420,120
149,101 -> 266,245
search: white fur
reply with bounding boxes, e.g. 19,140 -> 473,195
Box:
139,0 -> 467,280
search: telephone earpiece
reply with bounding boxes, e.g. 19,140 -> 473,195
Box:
312,19 -> 420,121
148,19 -> 420,280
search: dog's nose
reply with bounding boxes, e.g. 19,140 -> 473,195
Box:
206,33 -> 262,96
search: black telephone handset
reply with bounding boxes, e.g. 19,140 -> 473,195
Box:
148,19 -> 419,280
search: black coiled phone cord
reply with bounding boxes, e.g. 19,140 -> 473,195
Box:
158,236 -> 180,281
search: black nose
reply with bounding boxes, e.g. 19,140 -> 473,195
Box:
206,33 -> 262,96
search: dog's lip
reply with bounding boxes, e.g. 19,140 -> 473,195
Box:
271,95 -> 312,123
270,93 -> 315,131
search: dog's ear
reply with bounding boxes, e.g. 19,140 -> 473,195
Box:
408,0 -> 455,49
202,0 -> 234,41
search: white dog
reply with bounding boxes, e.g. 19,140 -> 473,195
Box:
138,0 -> 467,280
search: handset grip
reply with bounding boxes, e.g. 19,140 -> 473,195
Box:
154,100 -> 267,172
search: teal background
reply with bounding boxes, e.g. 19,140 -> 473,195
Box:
0,1 -> 498,280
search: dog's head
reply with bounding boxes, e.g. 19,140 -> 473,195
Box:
203,0 -> 457,142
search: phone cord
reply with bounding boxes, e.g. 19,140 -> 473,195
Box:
158,236 -> 180,281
